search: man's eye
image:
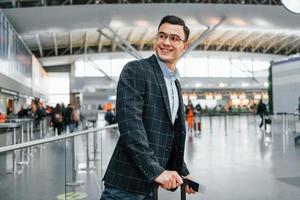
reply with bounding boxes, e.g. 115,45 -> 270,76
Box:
158,34 -> 165,39
171,35 -> 180,41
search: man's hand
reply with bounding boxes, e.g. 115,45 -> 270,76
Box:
183,174 -> 196,194
154,170 -> 183,190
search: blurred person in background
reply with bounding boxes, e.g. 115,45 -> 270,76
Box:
0,110 -> 6,123
257,99 -> 267,129
52,103 -> 63,135
65,104 -> 74,132
18,105 -> 28,118
72,106 -> 80,130
186,105 -> 194,134
104,108 -> 116,125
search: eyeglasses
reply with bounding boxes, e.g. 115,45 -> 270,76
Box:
156,32 -> 185,43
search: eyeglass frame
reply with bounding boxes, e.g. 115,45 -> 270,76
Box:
155,31 -> 187,43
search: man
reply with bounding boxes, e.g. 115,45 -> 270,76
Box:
105,109 -> 116,125
101,15 -> 196,200
257,99 -> 267,129
65,104 -> 74,132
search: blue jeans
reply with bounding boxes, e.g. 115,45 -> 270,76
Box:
100,186 -> 152,200
68,123 -> 75,133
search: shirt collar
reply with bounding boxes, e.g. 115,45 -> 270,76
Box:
155,54 -> 179,81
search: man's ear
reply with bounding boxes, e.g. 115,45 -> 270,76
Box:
183,42 -> 189,51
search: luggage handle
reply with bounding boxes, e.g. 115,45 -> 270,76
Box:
152,179 -> 187,200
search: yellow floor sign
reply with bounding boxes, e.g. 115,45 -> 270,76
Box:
56,192 -> 88,200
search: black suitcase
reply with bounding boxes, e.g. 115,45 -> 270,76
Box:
152,181 -> 187,200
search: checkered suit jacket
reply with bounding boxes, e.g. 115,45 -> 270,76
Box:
103,55 -> 189,195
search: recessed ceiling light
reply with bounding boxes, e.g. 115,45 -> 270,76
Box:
195,83 -> 202,88
135,20 -> 150,27
229,18 -> 247,27
110,20 -> 125,28
242,83 -> 249,87
264,82 -> 269,87
252,18 -> 272,28
219,83 -> 227,87
281,0 -> 300,14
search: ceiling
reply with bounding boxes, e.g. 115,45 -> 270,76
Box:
2,1 -> 300,67
0,0 -> 281,9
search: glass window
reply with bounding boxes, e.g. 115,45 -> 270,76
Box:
75,60 -> 107,77
73,56 -> 270,81
0,13 -> 3,57
208,58 -> 231,77
4,20 -> 8,57
88,59 -> 110,77
111,58 -> 133,77
186,58 -> 209,77
48,73 -> 70,95
94,59 -> 111,76
176,58 -> 186,77
48,95 -> 70,107
86,62 -> 106,77
231,59 -> 252,77
253,60 -> 270,71
74,61 -> 85,77
0,12 -> 32,87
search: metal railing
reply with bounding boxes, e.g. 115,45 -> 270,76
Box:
0,124 -> 118,153
188,112 -> 300,137
272,112 -> 300,134
0,121 -> 117,175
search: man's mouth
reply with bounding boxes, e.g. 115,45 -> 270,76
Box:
160,47 -> 173,54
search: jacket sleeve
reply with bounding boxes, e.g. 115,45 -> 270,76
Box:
116,62 -> 164,181
181,160 -> 190,176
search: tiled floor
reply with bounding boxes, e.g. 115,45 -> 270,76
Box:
0,114 -> 300,200
159,114 -> 300,200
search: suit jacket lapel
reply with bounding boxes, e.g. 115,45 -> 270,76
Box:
175,79 -> 183,111
175,79 -> 185,132
149,55 -> 172,123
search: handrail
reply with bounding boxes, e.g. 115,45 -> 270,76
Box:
0,124 -> 118,153
273,112 -> 300,116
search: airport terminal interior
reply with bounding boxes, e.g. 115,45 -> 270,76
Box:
1,0 -> 300,200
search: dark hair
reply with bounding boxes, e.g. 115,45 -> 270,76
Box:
158,15 -> 190,42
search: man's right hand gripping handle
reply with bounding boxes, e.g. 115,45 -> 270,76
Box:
154,170 -> 183,190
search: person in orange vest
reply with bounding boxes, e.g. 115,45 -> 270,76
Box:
186,105 -> 194,134
0,111 -> 6,123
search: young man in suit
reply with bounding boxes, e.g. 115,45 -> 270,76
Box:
101,15 -> 196,200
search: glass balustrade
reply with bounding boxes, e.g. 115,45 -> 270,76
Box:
0,112 -> 118,200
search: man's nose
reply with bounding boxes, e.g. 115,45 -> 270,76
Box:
162,36 -> 172,45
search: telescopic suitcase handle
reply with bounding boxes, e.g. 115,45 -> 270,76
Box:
152,180 -> 187,200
